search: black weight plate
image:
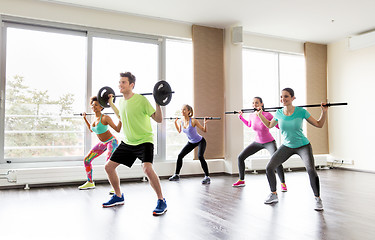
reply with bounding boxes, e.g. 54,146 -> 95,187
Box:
97,86 -> 115,108
153,80 -> 173,106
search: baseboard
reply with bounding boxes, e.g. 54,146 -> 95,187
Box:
333,167 -> 375,174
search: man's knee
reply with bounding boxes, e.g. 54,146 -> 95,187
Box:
105,161 -> 117,173
142,162 -> 154,175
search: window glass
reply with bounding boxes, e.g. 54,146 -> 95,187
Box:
4,27 -> 86,161
279,53 -> 307,133
242,49 -> 279,156
242,49 -> 305,156
279,53 -> 306,105
91,37 -> 159,159
165,39 -> 193,160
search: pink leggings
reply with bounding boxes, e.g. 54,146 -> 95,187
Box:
84,137 -> 118,182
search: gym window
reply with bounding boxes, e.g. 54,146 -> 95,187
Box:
0,17 -> 190,165
2,24 -> 87,163
242,48 -> 306,156
165,39 -> 193,160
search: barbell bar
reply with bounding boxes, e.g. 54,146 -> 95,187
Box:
73,113 -> 114,116
225,109 -> 277,114
164,117 -> 221,120
98,80 -> 174,108
225,102 -> 348,114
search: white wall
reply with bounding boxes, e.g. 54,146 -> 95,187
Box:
243,32 -> 304,54
0,0 -> 192,39
327,39 -> 375,172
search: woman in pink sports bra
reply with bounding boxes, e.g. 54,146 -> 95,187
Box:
232,97 -> 287,191
78,96 -> 122,190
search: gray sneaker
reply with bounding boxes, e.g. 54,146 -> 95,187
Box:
314,197 -> 324,211
168,174 -> 180,181
201,176 -> 211,184
264,193 -> 278,204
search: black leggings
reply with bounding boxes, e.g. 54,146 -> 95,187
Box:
266,143 -> 320,197
238,140 -> 285,182
175,138 -> 209,176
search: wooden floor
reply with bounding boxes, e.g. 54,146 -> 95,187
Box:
1,168 -> 375,240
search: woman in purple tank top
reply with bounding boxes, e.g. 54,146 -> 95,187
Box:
168,104 -> 211,184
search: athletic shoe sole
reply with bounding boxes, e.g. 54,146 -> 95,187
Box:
314,207 -> 324,211
78,186 -> 95,190
264,199 -> 279,204
232,184 -> 245,187
281,189 -> 287,192
153,209 -> 167,216
102,201 -> 124,208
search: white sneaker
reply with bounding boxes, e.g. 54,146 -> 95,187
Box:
314,197 -> 324,211
264,193 -> 278,204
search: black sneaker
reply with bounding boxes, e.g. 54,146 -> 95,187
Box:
201,176 -> 211,184
168,174 -> 180,181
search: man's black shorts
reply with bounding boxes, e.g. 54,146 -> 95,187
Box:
110,141 -> 154,168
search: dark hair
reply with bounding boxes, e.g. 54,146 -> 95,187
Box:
184,104 -> 194,117
254,96 -> 265,110
120,72 -> 136,86
90,96 -> 104,111
282,88 -> 295,97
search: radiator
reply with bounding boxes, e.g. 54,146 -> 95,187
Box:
0,170 -> 17,183
245,155 -> 328,173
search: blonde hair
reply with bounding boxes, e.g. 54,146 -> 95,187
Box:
183,104 -> 194,117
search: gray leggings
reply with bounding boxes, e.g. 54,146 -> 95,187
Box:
238,140 -> 285,182
266,143 -> 320,197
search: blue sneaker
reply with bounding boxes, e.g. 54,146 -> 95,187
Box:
102,193 -> 124,208
153,198 -> 167,216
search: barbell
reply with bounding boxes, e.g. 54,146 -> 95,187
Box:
164,117 -> 221,120
73,114 -> 220,120
225,102 -> 348,114
98,80 -> 174,108
73,113 -> 114,116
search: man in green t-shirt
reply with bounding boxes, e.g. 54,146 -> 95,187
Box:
102,72 -> 167,216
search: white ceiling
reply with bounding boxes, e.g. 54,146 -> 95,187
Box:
41,0 -> 375,44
